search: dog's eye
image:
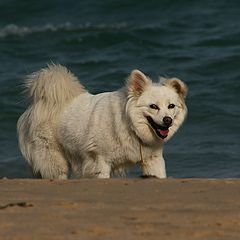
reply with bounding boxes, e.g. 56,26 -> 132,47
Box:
149,104 -> 159,110
168,104 -> 175,109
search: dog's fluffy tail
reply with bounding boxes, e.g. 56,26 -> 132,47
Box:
24,64 -> 85,122
17,64 -> 85,178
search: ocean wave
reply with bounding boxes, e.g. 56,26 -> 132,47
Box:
0,22 -> 128,38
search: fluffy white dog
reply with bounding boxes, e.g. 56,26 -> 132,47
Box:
17,65 -> 187,179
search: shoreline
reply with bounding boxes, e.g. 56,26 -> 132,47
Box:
0,178 -> 239,239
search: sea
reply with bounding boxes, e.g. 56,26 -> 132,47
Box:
0,0 -> 239,178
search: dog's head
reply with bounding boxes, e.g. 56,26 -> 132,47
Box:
126,70 -> 188,145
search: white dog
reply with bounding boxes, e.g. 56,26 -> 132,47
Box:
17,65 -> 187,179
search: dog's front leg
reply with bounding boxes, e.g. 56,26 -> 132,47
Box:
141,155 -> 166,179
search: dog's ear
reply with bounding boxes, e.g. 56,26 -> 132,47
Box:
127,70 -> 151,97
162,77 -> 188,98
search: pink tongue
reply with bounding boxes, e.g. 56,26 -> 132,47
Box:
159,129 -> 169,136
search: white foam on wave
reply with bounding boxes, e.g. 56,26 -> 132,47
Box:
0,22 -> 127,38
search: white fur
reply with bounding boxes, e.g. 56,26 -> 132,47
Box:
17,65 -> 188,179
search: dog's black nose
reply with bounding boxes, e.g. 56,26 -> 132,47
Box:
163,116 -> 172,127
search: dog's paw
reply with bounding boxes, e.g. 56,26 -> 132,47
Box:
140,175 -> 158,179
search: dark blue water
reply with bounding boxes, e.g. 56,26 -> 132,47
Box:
0,0 -> 239,178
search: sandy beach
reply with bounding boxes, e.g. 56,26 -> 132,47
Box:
0,178 -> 239,240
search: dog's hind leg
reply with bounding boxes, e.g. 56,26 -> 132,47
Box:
30,137 -> 69,179
32,146 -> 69,179
95,160 -> 111,178
20,124 -> 69,179
80,156 -> 111,178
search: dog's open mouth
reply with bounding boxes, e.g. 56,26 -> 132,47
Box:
146,116 -> 169,139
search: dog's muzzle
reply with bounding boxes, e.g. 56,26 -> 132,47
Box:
146,116 -> 172,139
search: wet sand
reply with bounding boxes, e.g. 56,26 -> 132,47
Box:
0,178 -> 240,240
